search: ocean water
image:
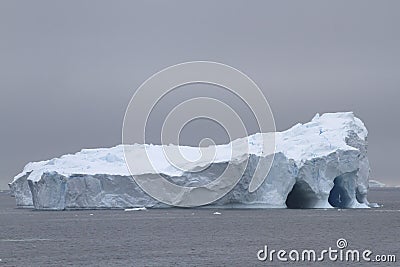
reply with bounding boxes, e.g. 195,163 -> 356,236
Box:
0,188 -> 399,266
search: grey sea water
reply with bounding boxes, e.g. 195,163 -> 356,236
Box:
0,188 -> 399,266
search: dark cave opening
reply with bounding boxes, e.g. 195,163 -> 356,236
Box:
328,176 -> 352,208
285,181 -> 319,209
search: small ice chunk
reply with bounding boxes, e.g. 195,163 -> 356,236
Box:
125,207 -> 147,211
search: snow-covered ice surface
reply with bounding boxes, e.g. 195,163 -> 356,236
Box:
9,112 -> 373,210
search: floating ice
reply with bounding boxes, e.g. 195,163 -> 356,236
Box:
9,112 -> 373,210
368,179 -> 386,188
124,207 -> 147,212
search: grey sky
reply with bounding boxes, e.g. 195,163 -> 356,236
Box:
1,0 -> 399,189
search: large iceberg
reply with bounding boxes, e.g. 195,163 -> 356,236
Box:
9,112 -> 373,210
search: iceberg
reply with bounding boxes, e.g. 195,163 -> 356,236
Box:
368,179 -> 386,188
9,112 -> 373,210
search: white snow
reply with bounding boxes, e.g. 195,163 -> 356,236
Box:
9,112 -> 372,210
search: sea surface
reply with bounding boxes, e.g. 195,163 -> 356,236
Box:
0,188 -> 399,266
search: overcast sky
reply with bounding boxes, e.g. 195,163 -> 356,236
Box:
1,0 -> 399,189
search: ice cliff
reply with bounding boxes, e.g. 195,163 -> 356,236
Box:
9,112 -> 372,210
